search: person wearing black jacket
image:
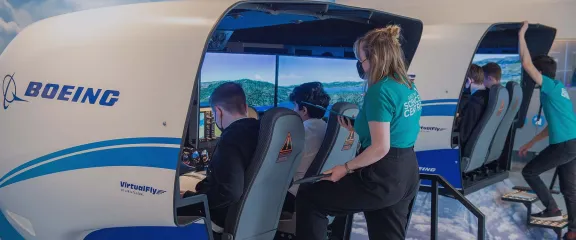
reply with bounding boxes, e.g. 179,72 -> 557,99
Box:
459,64 -> 492,150
178,82 -> 260,228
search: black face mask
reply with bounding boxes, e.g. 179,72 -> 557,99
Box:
356,61 -> 365,79
215,110 -> 224,132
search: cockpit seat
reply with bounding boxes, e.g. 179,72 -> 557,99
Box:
484,81 -> 523,165
303,102 -> 360,180
461,85 -> 509,173
277,102 -> 359,234
216,107 -> 304,240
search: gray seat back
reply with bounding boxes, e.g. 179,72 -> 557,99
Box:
461,85 -> 509,173
302,102 -> 360,180
224,107 -> 304,240
485,82 -> 523,163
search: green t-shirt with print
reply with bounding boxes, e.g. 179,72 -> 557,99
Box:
354,77 -> 422,148
540,75 -> 576,144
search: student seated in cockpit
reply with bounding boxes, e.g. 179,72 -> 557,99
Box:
482,62 -> 502,89
457,64 -> 489,149
283,82 -> 330,213
178,82 -> 260,228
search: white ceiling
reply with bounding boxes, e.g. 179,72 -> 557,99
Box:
337,0 -> 576,38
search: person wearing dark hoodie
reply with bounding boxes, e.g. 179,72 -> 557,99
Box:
178,82 -> 260,229
458,63 -> 492,150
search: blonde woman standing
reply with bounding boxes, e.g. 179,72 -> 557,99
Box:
295,25 -> 422,240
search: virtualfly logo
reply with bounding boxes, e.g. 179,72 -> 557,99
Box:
120,181 -> 166,196
420,126 -> 446,132
2,73 -> 27,110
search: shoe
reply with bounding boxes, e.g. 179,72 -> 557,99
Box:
564,231 -> 576,240
530,209 -> 563,221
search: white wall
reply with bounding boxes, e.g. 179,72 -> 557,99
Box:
340,0 -> 576,38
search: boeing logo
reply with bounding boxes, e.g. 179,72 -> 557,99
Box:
120,181 -> 166,196
419,167 -> 437,172
2,72 -> 120,109
25,82 -> 120,107
2,73 -> 27,110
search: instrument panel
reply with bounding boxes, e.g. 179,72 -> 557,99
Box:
181,147 -> 212,174
199,107 -> 221,141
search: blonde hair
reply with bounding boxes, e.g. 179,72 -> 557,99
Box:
353,25 -> 411,88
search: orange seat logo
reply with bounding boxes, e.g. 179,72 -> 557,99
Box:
342,131 -> 355,151
497,101 -> 505,116
511,99 -> 519,111
277,132 -> 293,162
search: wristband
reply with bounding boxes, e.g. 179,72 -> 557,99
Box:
344,162 -> 353,174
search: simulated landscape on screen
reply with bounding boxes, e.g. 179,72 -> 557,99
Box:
276,56 -> 364,111
200,53 -> 277,110
472,54 -> 522,85
199,53 -> 365,112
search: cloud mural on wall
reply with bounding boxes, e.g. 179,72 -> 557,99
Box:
0,0 -> 177,52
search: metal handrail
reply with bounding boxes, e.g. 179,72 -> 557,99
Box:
420,173 -> 486,240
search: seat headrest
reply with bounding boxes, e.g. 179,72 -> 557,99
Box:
483,81 -> 523,163
506,81 -> 521,107
461,85 -> 509,172
304,102 -> 359,179
224,107 -> 305,238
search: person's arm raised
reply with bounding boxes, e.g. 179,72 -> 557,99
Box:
519,21 -> 543,86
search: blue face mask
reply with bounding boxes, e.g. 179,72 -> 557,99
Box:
299,101 -> 327,112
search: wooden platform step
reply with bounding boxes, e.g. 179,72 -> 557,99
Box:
501,190 -> 538,203
513,186 -> 561,195
529,215 -> 569,230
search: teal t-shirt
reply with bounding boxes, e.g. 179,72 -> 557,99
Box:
354,77 -> 422,148
540,75 -> 576,144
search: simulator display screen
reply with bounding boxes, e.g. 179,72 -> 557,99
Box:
277,56 -> 365,115
200,53 -> 277,111
199,112 -> 205,139
472,54 -> 521,86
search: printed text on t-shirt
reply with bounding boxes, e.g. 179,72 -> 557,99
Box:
403,92 -> 422,117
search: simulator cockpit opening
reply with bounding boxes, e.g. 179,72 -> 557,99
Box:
175,1 -> 423,239
448,24 -> 557,195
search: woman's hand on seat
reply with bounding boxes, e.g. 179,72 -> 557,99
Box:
321,165 -> 348,182
338,115 -> 354,132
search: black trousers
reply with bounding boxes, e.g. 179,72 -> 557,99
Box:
522,139 -> 576,231
283,192 -> 297,213
177,203 -> 228,228
295,147 -> 420,240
